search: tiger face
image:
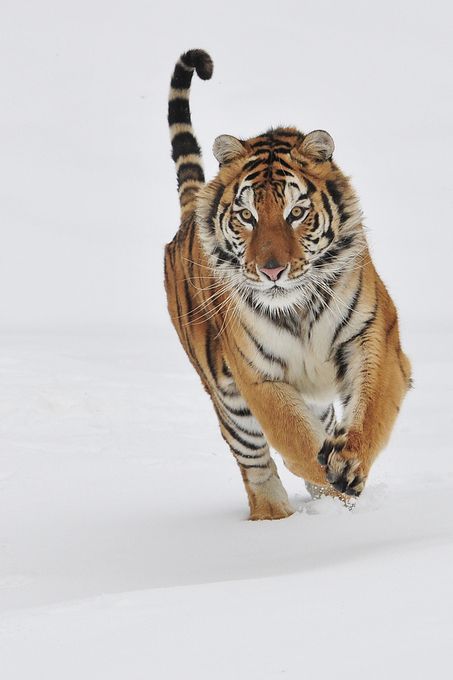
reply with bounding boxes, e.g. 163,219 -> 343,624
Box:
197,128 -> 363,314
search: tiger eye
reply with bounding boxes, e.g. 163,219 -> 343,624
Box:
240,209 -> 252,221
291,206 -> 303,218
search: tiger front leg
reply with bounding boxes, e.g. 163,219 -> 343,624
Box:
318,337 -> 412,497
236,455 -> 294,521
219,416 -> 294,520
226,355 -> 329,488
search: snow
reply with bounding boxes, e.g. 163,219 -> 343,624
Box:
0,327 -> 452,678
1,0 -> 452,676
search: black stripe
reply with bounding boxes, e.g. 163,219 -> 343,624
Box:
325,179 -> 345,221
222,238 -> 234,255
219,399 -> 252,418
308,283 -> 333,331
305,179 -> 316,194
221,359 -> 232,378
335,344 -> 349,381
229,445 -> 267,460
342,393 -> 351,408
234,343 -> 278,382
342,301 -> 378,347
250,139 -> 272,149
313,234 -> 355,269
274,168 -> 293,177
335,299 -> 378,381
325,407 -> 336,431
229,419 -> 265,439
170,63 -> 193,89
205,325 -> 217,381
242,158 -> 263,172
320,406 -> 331,422
168,98 -> 191,125
183,278 -> 193,318
307,270 -> 341,333
336,234 -> 355,251
321,192 -> 335,242
271,312 -> 301,336
331,272 -> 363,346
218,204 -> 229,226
207,184 -> 224,232
171,132 -> 201,162
273,156 -> 293,170
312,213 -> 320,233
244,170 -> 262,182
237,462 -> 270,469
270,146 -> 292,155
244,292 -> 301,337
186,219 -> 197,279
321,191 -> 333,223
163,250 -> 170,289
242,323 -> 287,369
177,162 -> 205,189
213,244 -> 240,267
218,412 -> 267,451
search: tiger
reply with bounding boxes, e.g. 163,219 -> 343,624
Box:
164,49 -> 412,520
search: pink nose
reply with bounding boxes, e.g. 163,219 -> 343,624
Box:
260,265 -> 286,282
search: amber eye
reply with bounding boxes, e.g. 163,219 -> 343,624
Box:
290,206 -> 304,219
240,209 -> 253,222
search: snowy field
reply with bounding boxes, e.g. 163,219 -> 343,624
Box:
1,0 -> 452,677
0,325 -> 452,678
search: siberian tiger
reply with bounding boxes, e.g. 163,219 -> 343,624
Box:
164,49 -> 411,520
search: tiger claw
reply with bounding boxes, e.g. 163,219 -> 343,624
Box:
326,452 -> 366,497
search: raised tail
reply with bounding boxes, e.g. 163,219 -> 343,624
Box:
168,49 -> 213,212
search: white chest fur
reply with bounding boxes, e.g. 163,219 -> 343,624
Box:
240,304 -> 339,405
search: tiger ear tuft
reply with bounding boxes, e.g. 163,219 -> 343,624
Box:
299,130 -> 335,162
213,135 -> 246,164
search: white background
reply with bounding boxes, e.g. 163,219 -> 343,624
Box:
1,1 -> 452,678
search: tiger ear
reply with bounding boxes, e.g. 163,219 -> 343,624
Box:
299,130 -> 335,162
213,135 -> 246,164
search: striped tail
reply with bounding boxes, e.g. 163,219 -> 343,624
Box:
168,49 -> 213,212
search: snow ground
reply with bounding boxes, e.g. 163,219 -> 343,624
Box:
0,326 -> 451,679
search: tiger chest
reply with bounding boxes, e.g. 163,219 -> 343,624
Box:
239,308 -> 339,404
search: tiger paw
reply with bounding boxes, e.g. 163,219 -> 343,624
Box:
249,499 -> 294,521
248,473 -> 294,520
317,430 -> 366,497
324,452 -> 366,497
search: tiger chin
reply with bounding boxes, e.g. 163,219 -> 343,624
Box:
164,49 -> 411,521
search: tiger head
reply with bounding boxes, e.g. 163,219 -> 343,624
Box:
196,128 -> 364,314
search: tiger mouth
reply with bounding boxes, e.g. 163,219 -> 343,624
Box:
242,281 -> 303,303
242,274 -> 305,292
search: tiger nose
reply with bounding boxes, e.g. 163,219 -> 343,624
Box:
259,261 -> 287,281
